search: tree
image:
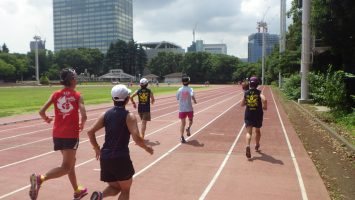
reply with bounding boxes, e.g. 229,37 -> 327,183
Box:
2,43 -> 9,53
0,59 -> 16,80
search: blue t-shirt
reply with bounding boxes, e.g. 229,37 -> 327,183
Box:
176,86 -> 194,112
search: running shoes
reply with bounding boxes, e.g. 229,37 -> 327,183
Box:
246,146 -> 251,159
180,136 -> 186,143
90,191 -> 103,200
255,144 -> 260,152
29,173 -> 43,200
73,186 -> 88,200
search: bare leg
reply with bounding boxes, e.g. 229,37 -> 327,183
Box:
245,126 -> 253,146
255,128 -> 261,146
188,118 -> 193,129
141,120 -> 147,139
118,179 -> 132,200
180,118 -> 186,137
102,182 -> 121,198
43,150 -> 77,186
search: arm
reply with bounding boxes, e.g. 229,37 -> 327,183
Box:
126,113 -> 153,154
261,94 -> 267,110
130,91 -> 138,109
192,95 -> 197,104
78,96 -> 87,131
150,92 -> 155,105
241,97 -> 246,107
87,113 -> 105,160
39,95 -> 53,123
191,89 -> 197,104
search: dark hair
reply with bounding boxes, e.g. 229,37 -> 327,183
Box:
60,68 -> 77,87
182,76 -> 190,86
113,97 -> 129,107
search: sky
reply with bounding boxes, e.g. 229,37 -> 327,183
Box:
0,0 -> 292,58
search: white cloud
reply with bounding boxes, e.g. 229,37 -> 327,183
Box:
0,0 -> 292,58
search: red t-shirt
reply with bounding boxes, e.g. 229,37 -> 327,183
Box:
51,88 -> 81,138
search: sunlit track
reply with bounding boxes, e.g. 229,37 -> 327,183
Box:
0,86 -> 228,132
0,87 -> 244,199
0,86 -> 233,134
0,86 -> 236,142
0,87 -> 241,165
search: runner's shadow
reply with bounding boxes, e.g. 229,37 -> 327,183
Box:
186,139 -> 204,147
250,151 -> 284,165
144,139 -> 160,147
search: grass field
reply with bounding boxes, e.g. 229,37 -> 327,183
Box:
0,84 -> 202,117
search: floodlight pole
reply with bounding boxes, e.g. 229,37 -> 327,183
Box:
258,21 -> 267,85
299,0 -> 311,103
34,35 -> 41,85
279,0 -> 286,87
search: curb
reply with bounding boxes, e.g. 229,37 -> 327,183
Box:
292,101 -> 355,153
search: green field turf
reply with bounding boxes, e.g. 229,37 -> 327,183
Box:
0,85 -> 201,117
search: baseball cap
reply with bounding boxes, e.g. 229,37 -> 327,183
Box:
182,76 -> 190,82
249,76 -> 259,87
111,84 -> 131,101
140,78 -> 148,85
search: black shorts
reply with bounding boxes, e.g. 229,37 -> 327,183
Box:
100,157 -> 135,182
244,113 -> 263,128
53,138 -> 79,151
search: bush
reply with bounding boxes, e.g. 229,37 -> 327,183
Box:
309,72 -> 326,104
40,75 -> 50,85
282,73 -> 301,100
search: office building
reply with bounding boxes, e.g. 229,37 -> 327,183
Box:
53,0 -> 133,53
187,40 -> 227,55
248,32 -> 279,63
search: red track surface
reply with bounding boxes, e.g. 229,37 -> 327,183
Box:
0,85 -> 329,200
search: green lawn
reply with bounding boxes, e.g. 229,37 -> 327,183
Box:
0,85 -> 198,117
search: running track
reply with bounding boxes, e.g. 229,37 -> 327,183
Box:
0,85 -> 330,200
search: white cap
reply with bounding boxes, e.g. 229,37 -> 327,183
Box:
140,78 -> 148,85
111,84 -> 131,102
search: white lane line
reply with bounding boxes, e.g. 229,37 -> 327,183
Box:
0,90 -> 243,199
0,89 -> 236,151
134,99 -> 242,178
0,91 -> 242,170
199,124 -> 245,200
0,88 -> 232,140
270,88 -> 308,200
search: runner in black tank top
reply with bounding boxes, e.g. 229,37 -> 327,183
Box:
87,84 -> 153,200
241,77 -> 267,159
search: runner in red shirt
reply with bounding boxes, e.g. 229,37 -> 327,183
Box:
29,68 -> 88,200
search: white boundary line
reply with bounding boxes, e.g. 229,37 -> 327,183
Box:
134,99 -> 242,178
199,124 -> 245,200
0,90 -> 243,199
270,88 -> 308,200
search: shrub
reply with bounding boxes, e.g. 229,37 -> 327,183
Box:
282,73 -> 301,100
40,75 -> 50,85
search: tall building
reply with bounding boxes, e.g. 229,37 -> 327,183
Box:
30,39 -> 46,51
187,40 -> 227,55
53,0 -> 133,53
248,32 -> 279,63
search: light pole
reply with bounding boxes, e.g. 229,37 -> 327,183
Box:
299,0 -> 312,103
33,35 -> 41,85
257,21 -> 267,85
279,0 -> 286,87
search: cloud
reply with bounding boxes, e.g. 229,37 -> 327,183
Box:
0,0 -> 292,58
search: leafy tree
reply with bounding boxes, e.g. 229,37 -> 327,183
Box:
2,43 -> 9,53
0,59 -> 16,80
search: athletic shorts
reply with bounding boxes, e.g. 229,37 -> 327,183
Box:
244,114 -> 263,128
139,112 -> 151,121
53,138 -> 79,151
100,157 -> 135,182
179,111 -> 194,119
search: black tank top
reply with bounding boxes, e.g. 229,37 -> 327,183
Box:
137,88 -> 151,113
244,89 -> 263,116
101,106 -> 130,159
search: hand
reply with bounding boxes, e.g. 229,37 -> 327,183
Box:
93,146 -> 101,160
79,122 -> 85,131
44,116 -> 53,124
145,146 -> 154,155
132,102 -> 137,109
